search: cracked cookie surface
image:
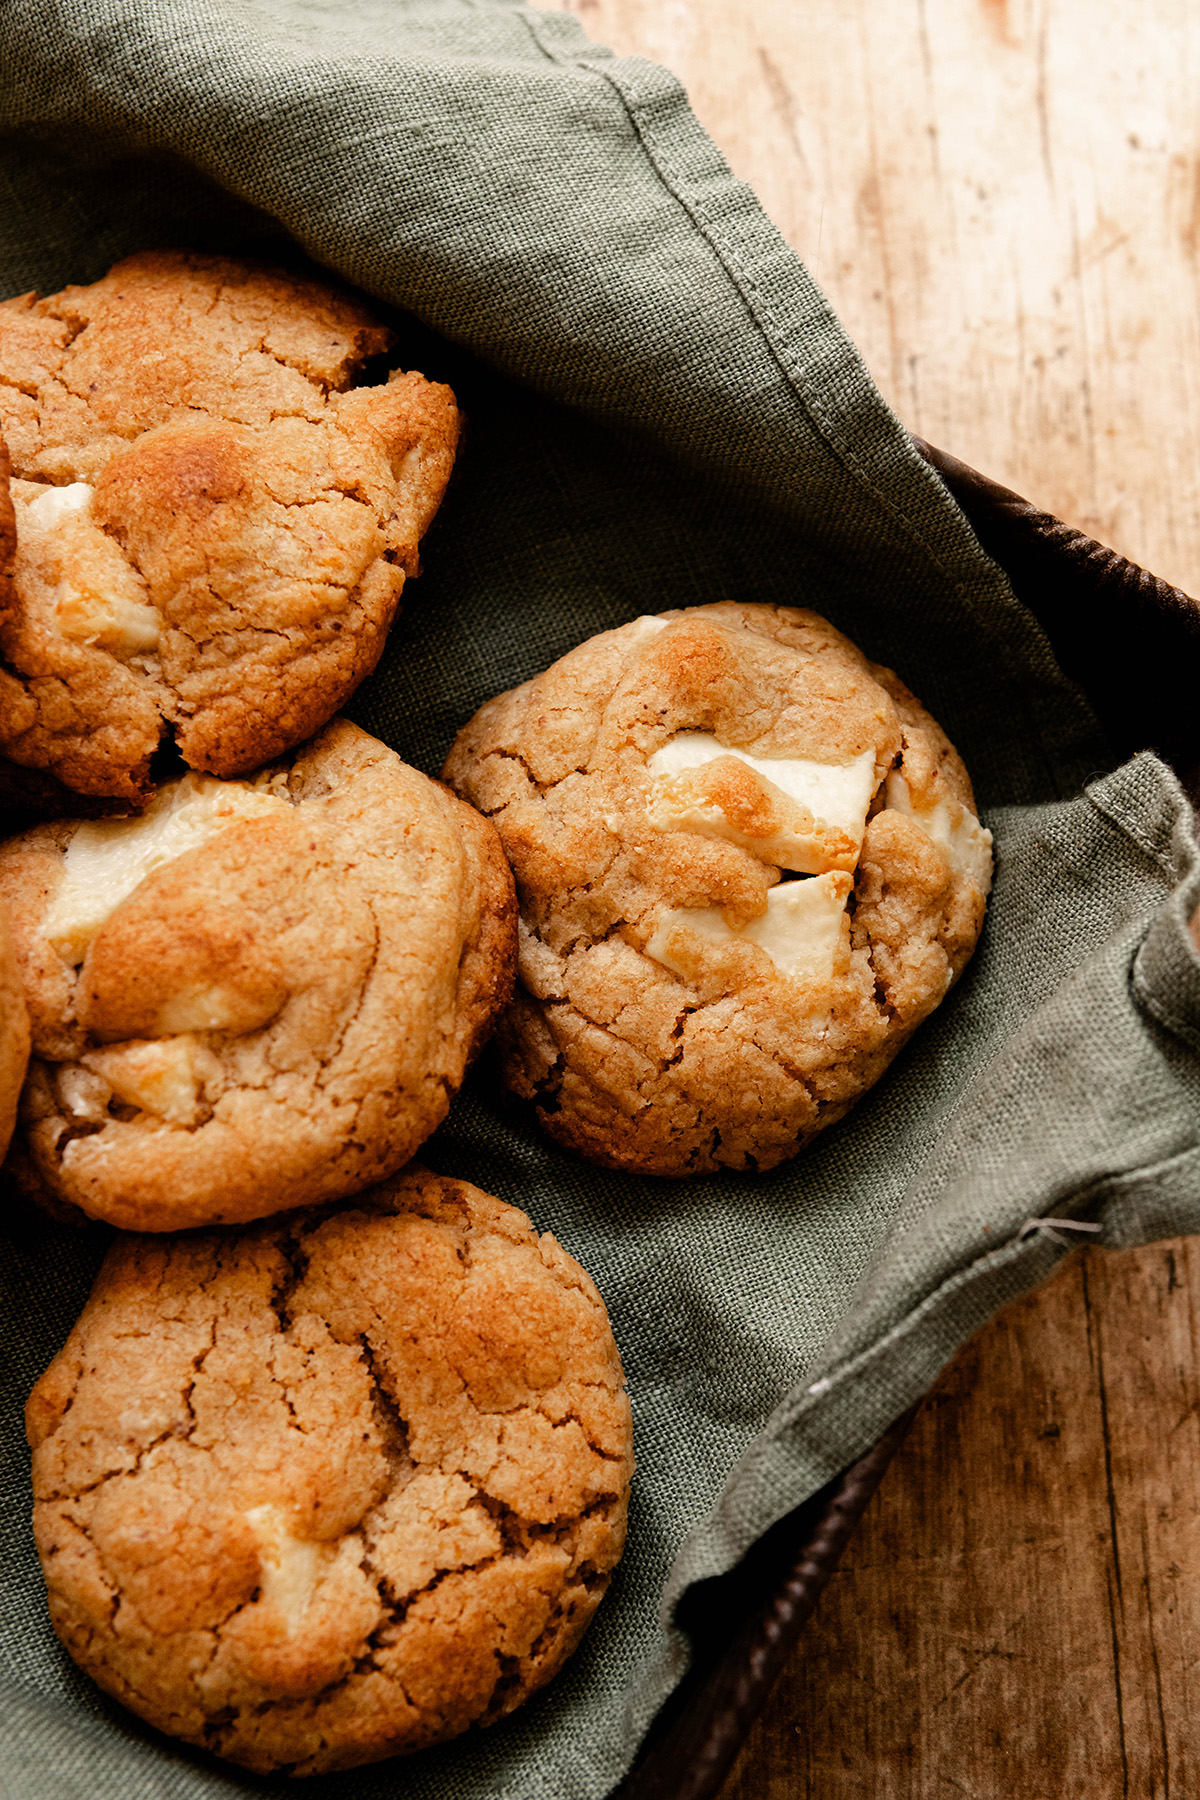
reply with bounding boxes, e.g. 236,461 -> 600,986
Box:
443,603 -> 992,1177
0,250 -> 460,803
0,719 -> 515,1229
0,895 -> 29,1159
26,1164 -> 634,1775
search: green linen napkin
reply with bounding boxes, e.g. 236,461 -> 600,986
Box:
2,3 -> 1198,1796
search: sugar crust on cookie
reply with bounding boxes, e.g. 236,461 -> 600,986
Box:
0,251 -> 460,803
443,602 -> 993,1178
0,720 -> 516,1230
26,1166 -> 633,1775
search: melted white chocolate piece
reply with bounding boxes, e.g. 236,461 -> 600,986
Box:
885,772 -> 993,891
646,870 -> 853,984
154,983 -> 282,1037
647,758 -> 856,873
16,481 -> 161,656
245,1505 -> 332,1632
647,733 -> 877,868
24,483 -> 93,532
624,613 -> 670,647
44,773 -> 291,966
53,1064 -> 113,1124
82,1036 -> 201,1126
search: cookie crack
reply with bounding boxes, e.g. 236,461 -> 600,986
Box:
314,902 -> 381,1092
366,1550 -> 491,1643
41,1308 -> 216,1501
542,988 -> 706,1097
39,306 -> 88,354
228,305 -> 335,397
531,1403 -> 629,1470
554,900 -> 630,959
662,999 -> 699,1069
41,1411 -> 198,1505
481,1490 -> 624,1549
480,1406 -> 630,1482
268,1223 -> 311,1329
0,368 -> 40,400
487,745 -> 543,795
355,1327 -> 415,1478
49,1117 -> 107,1161
855,913 -> 898,1024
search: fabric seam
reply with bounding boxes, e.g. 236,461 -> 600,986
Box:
770,1207 -> 1100,1436
1087,779 -> 1185,878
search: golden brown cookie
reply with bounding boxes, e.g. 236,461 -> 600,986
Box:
26,1166 -> 633,1775
0,720 -> 515,1229
0,896 -> 30,1159
443,603 -> 993,1177
0,251 -> 460,804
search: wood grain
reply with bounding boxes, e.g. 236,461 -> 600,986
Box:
552,0 -> 1200,595
721,1243 -> 1200,1800
532,0 -> 1200,1791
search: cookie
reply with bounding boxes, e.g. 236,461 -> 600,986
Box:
26,1166 -> 633,1775
443,603 -> 992,1177
0,720 -> 515,1229
0,896 -> 29,1160
0,251 -> 460,804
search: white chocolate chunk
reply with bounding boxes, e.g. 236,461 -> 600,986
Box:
244,1505 -> 332,1632
624,613 -> 670,647
82,1036 -> 201,1126
44,773 -> 291,966
53,1064 -> 113,1124
14,480 -> 162,656
647,733 -> 877,866
647,758 -> 857,873
154,983 -> 282,1037
55,582 -> 162,657
646,870 -> 853,984
24,482 -> 93,531
886,772 -> 993,891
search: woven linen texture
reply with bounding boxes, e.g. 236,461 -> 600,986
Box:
1,3 -> 1199,1796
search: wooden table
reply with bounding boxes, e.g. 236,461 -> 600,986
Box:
537,2 -> 1200,1791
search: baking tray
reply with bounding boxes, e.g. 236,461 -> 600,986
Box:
614,437 -> 1200,1800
